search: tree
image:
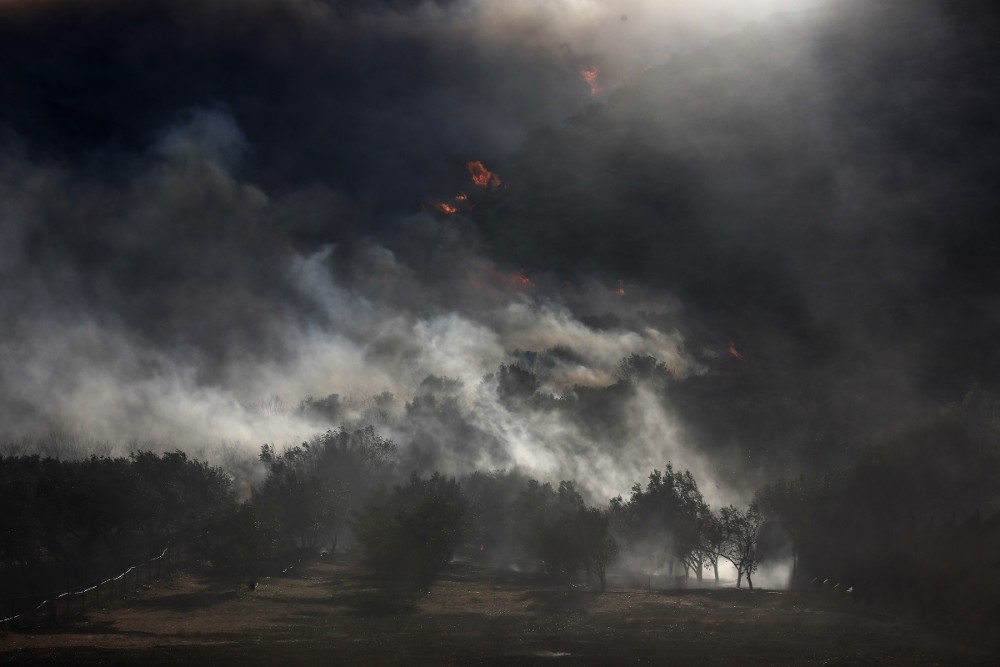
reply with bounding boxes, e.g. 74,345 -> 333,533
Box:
65,456 -> 141,562
255,426 -> 396,554
256,445 -> 341,553
495,364 -> 540,405
697,510 -> 725,584
130,450 -> 233,541
0,455 -> 54,565
616,354 -> 672,386
617,464 -> 708,579
462,469 -> 530,561
514,480 -> 589,579
718,504 -> 765,589
578,507 -> 620,592
353,472 -> 466,589
209,501 -> 278,593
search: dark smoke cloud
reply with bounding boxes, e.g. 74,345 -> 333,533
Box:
2,0 -> 998,502
476,0 -> 1000,445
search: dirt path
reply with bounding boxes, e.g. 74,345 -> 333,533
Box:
1,558 -> 995,665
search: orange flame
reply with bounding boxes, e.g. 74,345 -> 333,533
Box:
728,340 -> 743,360
616,280 -> 625,298
580,66 -> 604,96
470,265 -> 536,293
455,192 -> 468,202
467,160 -> 502,189
512,271 -> 536,290
426,201 -> 458,215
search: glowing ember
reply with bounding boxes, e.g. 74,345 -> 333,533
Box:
580,66 -> 604,96
470,265 -> 536,293
729,340 -> 743,360
512,271 -> 535,290
455,192 -> 468,201
466,160 -> 502,189
427,201 -> 458,215
616,280 -> 625,298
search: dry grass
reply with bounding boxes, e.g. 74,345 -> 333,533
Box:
1,557 -> 996,665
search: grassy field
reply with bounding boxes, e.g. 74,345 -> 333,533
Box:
1,557 -> 996,666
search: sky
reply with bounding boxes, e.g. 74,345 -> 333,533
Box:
1,0 -> 998,504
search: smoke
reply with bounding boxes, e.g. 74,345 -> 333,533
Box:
0,104 -> 722,503
3,0 -> 999,513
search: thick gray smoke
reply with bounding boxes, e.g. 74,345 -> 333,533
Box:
3,0 -> 998,509
0,106 -> 722,503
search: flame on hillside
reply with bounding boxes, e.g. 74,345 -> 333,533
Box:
511,271 -> 536,290
425,191 -> 474,216
469,265 -> 536,293
729,340 -> 743,360
580,66 -> 604,97
467,160 -> 502,189
616,280 -> 626,298
426,201 -> 458,215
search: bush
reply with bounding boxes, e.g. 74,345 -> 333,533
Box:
353,472 -> 466,589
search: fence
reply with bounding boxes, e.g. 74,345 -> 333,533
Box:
0,539 -> 193,631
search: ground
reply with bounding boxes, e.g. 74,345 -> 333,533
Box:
1,557 -> 996,666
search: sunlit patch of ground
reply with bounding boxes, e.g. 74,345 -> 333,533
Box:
1,557 -> 996,665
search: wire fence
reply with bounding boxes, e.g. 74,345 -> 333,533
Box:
0,538 -> 194,632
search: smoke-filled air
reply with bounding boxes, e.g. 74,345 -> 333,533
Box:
2,1 -> 999,663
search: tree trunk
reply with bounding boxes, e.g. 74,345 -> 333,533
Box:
736,569 -> 743,589
713,562 -> 719,583
746,572 -> 753,590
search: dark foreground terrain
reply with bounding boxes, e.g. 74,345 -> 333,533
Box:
2,558 -> 996,666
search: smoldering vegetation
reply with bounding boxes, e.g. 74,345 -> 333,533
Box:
2,0 -> 1000,650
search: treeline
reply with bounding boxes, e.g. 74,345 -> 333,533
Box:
1,426 -> 767,597
758,385 -> 1000,630
5,386 -> 999,634
226,432 -> 770,592
0,428 -> 400,602
0,450 -> 231,575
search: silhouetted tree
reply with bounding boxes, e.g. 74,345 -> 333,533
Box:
617,464 -> 708,579
130,450 -> 232,541
462,469 -> 531,561
209,501 -> 278,593
495,364 -> 540,405
718,504 -> 765,589
578,507 -> 620,592
697,510 -> 725,583
514,480 -> 589,578
616,354 -> 672,386
353,472 -> 466,589
255,426 -> 396,553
